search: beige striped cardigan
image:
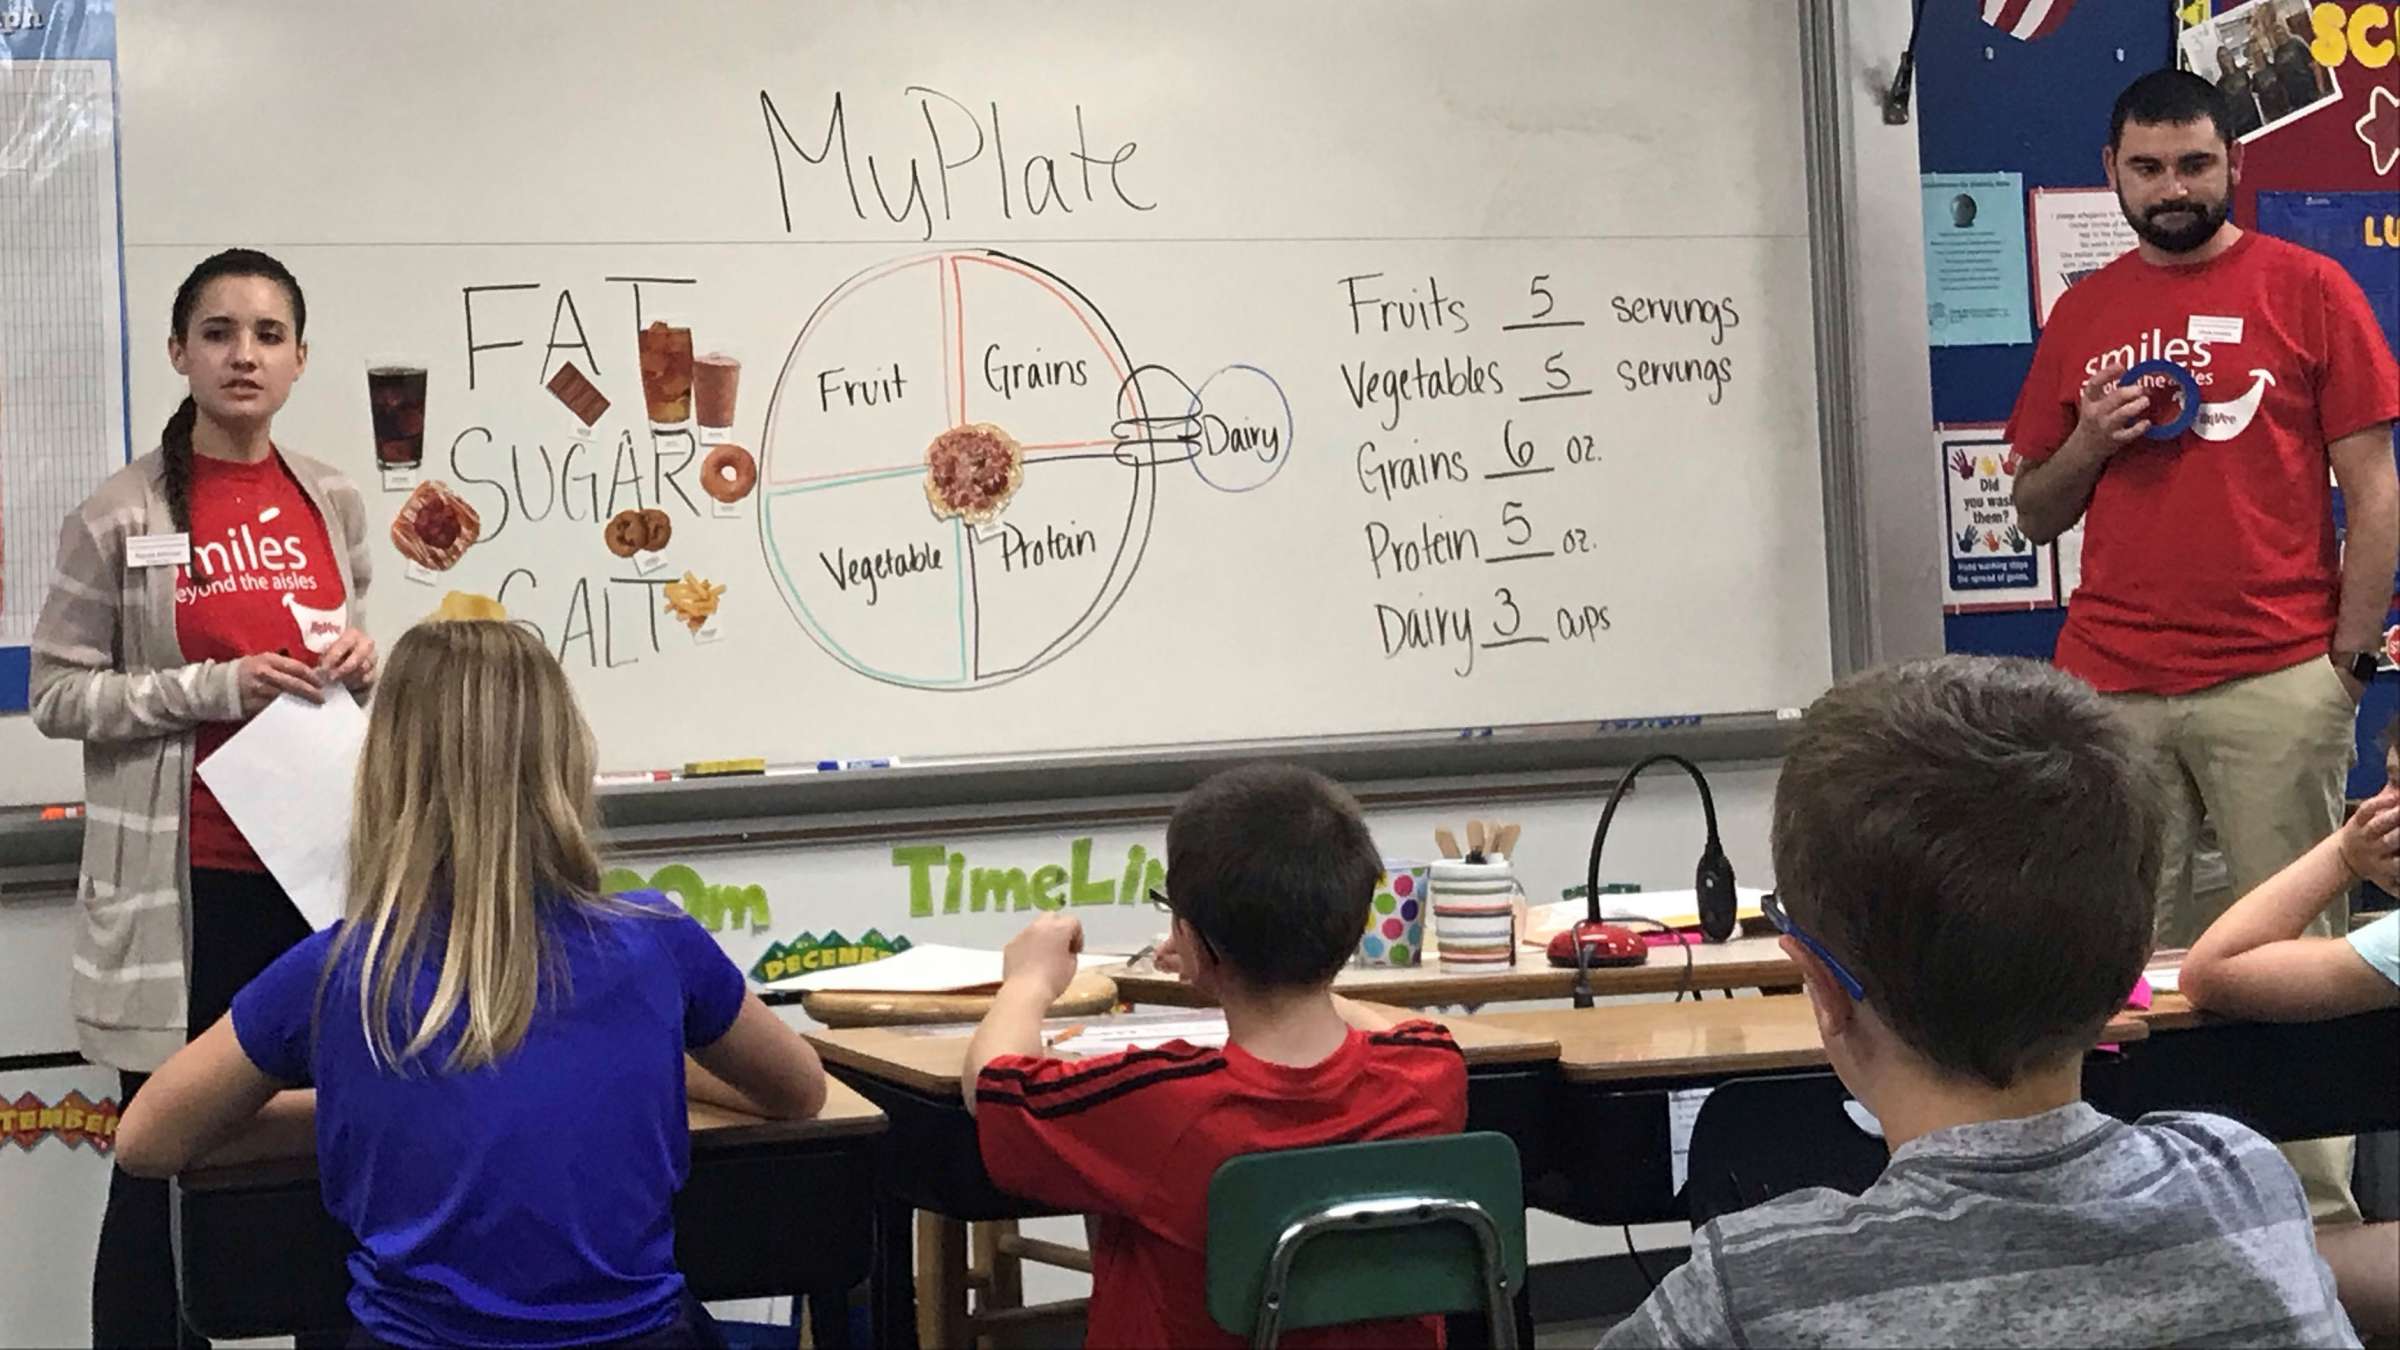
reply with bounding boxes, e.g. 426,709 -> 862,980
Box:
30,448 -> 370,1071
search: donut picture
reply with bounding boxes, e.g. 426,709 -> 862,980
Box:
700,443 -> 757,504
390,480 -> 481,571
924,422 -> 1025,524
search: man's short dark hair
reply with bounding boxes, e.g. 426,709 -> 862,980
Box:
1165,764 -> 1380,990
1771,656 -> 2160,1088
2111,68 -> 2235,148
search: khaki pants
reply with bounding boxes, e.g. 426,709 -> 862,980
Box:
2104,656 -> 2361,1223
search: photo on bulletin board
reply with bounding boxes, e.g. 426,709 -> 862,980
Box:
1938,423 -> 2057,614
2176,0 -> 2343,143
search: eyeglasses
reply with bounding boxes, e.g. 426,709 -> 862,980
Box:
1761,891 -> 1867,1001
1149,887 -> 1218,962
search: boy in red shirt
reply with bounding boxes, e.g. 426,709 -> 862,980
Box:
966,764 -> 1467,1349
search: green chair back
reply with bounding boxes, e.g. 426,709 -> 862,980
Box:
1205,1131 -> 1526,1348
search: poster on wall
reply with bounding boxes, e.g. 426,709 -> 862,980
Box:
1939,424 -> 2057,613
2029,187 -> 2141,325
0,0 -> 129,714
1922,173 -> 2036,347
2176,0 -> 2347,143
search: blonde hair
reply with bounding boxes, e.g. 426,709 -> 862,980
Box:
339,619 -> 607,1071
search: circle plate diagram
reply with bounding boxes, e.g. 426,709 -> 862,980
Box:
759,251 -> 1153,690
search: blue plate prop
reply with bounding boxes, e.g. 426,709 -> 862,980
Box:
2119,359 -> 2201,441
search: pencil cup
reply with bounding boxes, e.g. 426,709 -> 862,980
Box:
1432,860 -> 1520,971
1359,861 -> 1429,967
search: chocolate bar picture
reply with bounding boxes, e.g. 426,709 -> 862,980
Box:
546,361 -> 610,427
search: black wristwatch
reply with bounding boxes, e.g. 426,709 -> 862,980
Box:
2340,650 -> 2379,683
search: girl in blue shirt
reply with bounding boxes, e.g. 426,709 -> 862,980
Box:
117,619 -> 826,1348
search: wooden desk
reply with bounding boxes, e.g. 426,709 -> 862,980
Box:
175,1080 -> 889,1345
801,968 -> 1119,1028
1104,935 -> 1799,1009
1474,996 -> 2149,1083
810,1005 -> 1562,1099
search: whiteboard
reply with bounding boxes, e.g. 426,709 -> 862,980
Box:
39,0 -> 1833,785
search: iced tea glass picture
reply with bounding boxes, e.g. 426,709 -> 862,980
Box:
637,323 -> 694,424
366,360 -> 430,469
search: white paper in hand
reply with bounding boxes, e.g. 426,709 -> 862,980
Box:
194,686 -> 366,930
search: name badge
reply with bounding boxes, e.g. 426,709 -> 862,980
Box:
126,532 -> 191,569
2188,315 -> 2245,345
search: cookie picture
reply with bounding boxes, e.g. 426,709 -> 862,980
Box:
603,509 -> 648,559
639,508 -> 673,553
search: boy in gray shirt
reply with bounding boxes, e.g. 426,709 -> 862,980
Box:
1603,656 -> 2358,1349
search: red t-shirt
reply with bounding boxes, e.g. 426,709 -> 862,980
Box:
176,451 -> 347,872
2006,231 -> 2400,695
976,1021 -> 1469,1350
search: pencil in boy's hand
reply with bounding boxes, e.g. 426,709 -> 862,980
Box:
1046,1024 -> 1088,1050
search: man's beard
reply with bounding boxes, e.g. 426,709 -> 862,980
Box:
2124,194 -> 2229,253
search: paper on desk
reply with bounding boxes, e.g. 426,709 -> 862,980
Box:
193,687 -> 367,931
764,942 -> 1125,993
1049,1014 -> 1231,1053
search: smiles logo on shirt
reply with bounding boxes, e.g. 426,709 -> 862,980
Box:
2189,369 -> 2277,442
189,505 -> 311,585
2080,321 -> 2274,443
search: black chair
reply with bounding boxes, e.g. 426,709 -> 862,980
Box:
1681,1073 -> 1888,1228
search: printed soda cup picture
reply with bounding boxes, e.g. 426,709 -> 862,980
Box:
366,360 -> 429,468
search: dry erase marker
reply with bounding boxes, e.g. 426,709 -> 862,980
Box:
816,757 -> 900,771
596,770 -> 674,785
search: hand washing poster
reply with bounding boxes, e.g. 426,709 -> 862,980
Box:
1940,424 -> 2056,613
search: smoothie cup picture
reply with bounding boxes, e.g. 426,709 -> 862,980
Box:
694,352 -> 740,437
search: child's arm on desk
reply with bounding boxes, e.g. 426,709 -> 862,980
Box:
116,1015 -> 295,1178
964,913 -> 1083,1115
1332,994 -> 1412,1032
688,993 -> 828,1120
2182,799 -> 2400,1019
